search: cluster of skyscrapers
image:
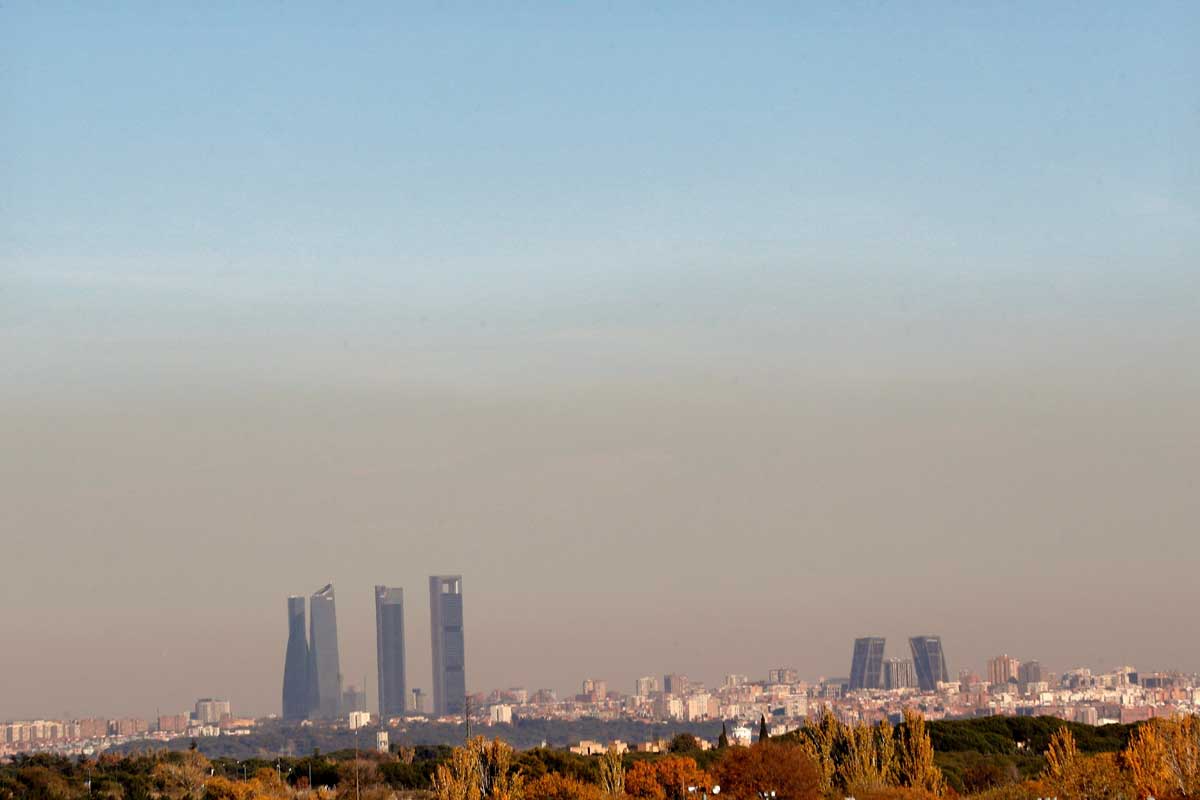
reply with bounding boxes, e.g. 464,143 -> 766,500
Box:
848,635 -> 950,692
282,576 -> 467,721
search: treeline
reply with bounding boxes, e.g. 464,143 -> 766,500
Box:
3,714 -> 1198,800
113,719 -> 725,760
926,715 -> 1139,793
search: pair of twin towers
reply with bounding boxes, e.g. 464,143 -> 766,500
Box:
282,576 -> 467,722
849,635 -> 950,692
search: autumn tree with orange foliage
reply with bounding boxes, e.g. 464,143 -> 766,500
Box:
149,750 -> 210,800
714,739 -> 820,800
897,708 -> 946,797
1124,715 -> 1200,800
197,767 -> 293,800
1042,727 -> 1134,800
626,757 -> 712,800
526,773 -> 608,800
850,788 -> 944,800
433,736 -> 526,800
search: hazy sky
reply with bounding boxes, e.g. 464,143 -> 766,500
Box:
3,2 -> 1199,721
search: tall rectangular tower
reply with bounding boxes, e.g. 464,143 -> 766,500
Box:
848,637 -> 887,690
308,584 -> 342,719
909,635 -> 949,691
429,575 -> 466,716
375,586 -> 407,719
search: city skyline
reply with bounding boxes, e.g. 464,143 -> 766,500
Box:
10,572 -> 1200,721
6,642 -> 1198,759
6,569 -> 1199,721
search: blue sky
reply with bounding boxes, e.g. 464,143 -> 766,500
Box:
4,2 -> 1196,311
2,3 -> 1199,718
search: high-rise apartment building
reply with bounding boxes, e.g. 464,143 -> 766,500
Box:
663,673 -> 689,695
308,584 -> 342,719
194,698 -> 231,724
1018,660 -> 1043,687
375,585 -> 407,719
768,668 -> 799,685
581,679 -> 607,701
282,595 -> 310,721
909,635 -> 950,691
429,575 -> 467,716
635,676 -> 659,697
849,637 -> 887,691
988,654 -> 1021,687
883,657 -> 917,690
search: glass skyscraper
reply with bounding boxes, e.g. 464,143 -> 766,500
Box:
429,575 -> 466,716
281,595 -> 310,721
909,635 -> 950,691
308,584 -> 342,720
375,585 -> 407,719
848,636 -> 886,690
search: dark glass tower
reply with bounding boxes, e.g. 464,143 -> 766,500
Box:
429,575 -> 466,716
375,585 -> 407,719
849,636 -> 887,690
308,584 -> 342,719
909,635 -> 950,691
282,596 -> 310,721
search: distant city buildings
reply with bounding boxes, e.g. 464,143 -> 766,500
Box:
849,637 -> 887,691
768,668 -> 799,685
430,575 -> 467,716
1019,660 -> 1043,687
193,698 -> 230,725
662,674 -> 689,696
8,646 -> 1200,760
988,654 -> 1021,688
13,580 -> 1200,762
375,585 -> 407,719
581,679 -> 607,702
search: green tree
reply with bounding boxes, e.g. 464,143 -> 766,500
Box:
669,735 -> 701,756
